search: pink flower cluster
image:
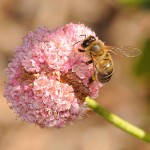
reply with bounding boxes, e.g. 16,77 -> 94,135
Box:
4,23 -> 101,128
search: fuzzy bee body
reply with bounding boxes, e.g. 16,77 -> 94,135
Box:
93,53 -> 113,84
77,35 -> 141,84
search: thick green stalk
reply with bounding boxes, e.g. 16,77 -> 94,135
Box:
85,96 -> 150,143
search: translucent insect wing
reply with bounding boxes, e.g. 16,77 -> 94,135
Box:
107,46 -> 142,57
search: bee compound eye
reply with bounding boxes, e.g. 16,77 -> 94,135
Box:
82,41 -> 89,48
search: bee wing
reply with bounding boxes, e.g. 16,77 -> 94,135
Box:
107,46 -> 142,57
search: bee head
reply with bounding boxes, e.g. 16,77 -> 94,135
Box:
81,36 -> 96,48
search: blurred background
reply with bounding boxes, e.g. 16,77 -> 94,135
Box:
0,0 -> 150,149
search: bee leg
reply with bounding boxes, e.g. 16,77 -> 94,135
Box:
89,77 -> 94,83
78,49 -> 86,52
86,60 -> 93,65
89,74 -> 96,84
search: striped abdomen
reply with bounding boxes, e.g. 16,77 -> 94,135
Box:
95,53 -> 113,84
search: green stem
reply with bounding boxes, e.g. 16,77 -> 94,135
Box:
85,96 -> 150,143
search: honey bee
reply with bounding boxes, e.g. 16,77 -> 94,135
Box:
76,35 -> 142,84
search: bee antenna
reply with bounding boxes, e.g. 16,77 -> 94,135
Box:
73,34 -> 86,46
73,40 -> 82,46
79,34 -> 86,38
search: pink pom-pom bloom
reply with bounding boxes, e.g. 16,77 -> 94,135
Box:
4,23 -> 102,128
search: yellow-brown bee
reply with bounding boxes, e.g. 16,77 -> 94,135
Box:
76,35 -> 142,84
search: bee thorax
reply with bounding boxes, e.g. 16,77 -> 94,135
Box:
90,44 -> 101,55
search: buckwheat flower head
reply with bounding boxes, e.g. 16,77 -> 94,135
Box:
4,23 -> 102,128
